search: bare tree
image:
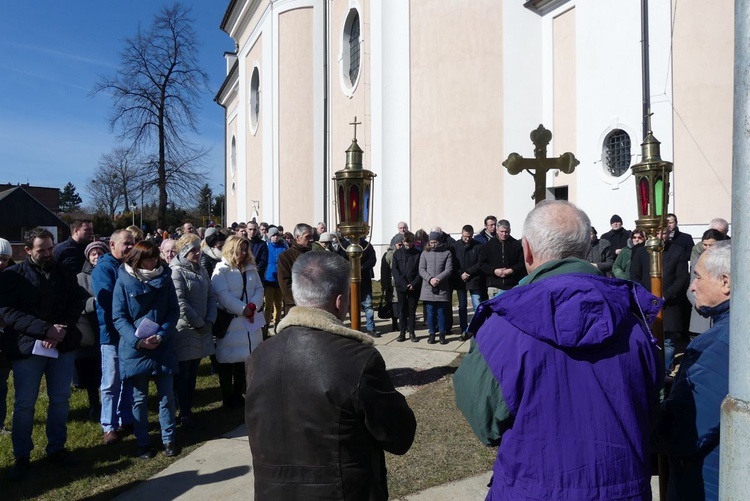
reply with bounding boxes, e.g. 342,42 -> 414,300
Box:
94,3 -> 210,228
88,147 -> 144,219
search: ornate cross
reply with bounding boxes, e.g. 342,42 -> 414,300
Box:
349,116 -> 361,141
502,124 -> 579,204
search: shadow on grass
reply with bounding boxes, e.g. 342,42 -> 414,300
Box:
0,400 -> 246,500
387,365 -> 458,390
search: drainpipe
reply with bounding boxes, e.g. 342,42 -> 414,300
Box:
322,0 -> 330,226
721,1 -> 750,498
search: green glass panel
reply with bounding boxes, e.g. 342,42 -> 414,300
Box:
655,178 -> 664,216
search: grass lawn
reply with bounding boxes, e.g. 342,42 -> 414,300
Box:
0,359 -> 245,501
386,355 -> 496,498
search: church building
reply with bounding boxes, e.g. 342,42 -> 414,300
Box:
215,0 -> 733,246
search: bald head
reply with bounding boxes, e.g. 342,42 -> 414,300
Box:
522,200 -> 591,272
710,218 -> 729,236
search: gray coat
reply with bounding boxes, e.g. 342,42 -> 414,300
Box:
419,245 -> 453,302
171,257 -> 217,361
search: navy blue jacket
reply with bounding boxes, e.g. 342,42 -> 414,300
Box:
112,265 -> 179,380
92,253 -> 123,345
0,258 -> 83,358
53,236 -> 87,274
657,300 -> 729,501
249,236 -> 269,283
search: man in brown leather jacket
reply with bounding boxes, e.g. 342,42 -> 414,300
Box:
245,251 -> 416,500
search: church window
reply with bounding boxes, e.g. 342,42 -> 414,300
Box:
604,129 -> 631,177
250,66 -> 260,134
341,8 -> 362,94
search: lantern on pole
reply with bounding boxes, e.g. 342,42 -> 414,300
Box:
333,117 -> 376,330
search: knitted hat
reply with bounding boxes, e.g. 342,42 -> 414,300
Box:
610,214 -> 623,224
390,234 -> 404,247
204,227 -> 218,239
0,238 -> 11,257
84,241 -> 109,259
267,227 -> 280,237
429,231 -> 441,241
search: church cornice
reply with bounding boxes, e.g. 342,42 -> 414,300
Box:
523,0 -> 571,16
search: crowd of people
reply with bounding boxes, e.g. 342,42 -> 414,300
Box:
0,204 -> 734,500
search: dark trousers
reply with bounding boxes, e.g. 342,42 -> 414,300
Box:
218,362 -> 245,406
397,290 -> 419,335
174,359 -> 201,418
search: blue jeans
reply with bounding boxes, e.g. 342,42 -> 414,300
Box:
361,291 -> 376,332
455,290 -> 483,333
425,301 -> 450,335
11,351 -> 76,458
174,359 -> 200,418
130,373 -> 176,447
100,344 -> 134,432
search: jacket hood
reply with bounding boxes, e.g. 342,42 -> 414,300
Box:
478,273 -> 663,350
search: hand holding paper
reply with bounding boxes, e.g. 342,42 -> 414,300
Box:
135,318 -> 160,339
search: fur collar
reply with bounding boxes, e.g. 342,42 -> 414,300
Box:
275,306 -> 374,345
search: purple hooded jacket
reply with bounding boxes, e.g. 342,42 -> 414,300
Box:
456,264 -> 663,501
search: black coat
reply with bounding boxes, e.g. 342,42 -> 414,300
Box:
53,236 -> 86,274
0,258 -> 83,358
670,229 -> 695,255
249,236 -> 269,282
452,239 -> 485,291
600,228 -> 632,253
245,307 -> 415,501
360,239 -> 377,293
631,242 -> 690,333
392,247 -> 422,294
479,236 -> 526,290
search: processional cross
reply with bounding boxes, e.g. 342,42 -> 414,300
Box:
502,124 -> 580,204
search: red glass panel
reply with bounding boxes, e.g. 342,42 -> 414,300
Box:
338,185 -> 346,223
349,184 -> 360,222
638,178 -> 650,217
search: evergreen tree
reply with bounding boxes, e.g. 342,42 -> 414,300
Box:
59,182 -> 83,212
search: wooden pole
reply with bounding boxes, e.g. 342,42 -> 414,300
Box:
347,242 -> 363,330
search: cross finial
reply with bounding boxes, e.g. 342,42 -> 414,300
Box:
349,116 -> 361,141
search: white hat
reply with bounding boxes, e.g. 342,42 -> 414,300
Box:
0,238 -> 11,257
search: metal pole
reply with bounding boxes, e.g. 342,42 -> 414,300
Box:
140,180 -> 144,229
641,0 -> 652,138
346,242 -> 363,330
720,2 -> 750,498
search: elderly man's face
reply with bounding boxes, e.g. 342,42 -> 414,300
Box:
398,222 -> 409,233
183,223 -> 196,235
690,257 -> 729,310
317,223 -> 327,234
497,226 -> 510,241
296,230 -> 314,248
160,240 -> 177,262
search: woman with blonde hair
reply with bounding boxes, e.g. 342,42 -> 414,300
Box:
211,235 -> 265,408
170,234 -> 217,427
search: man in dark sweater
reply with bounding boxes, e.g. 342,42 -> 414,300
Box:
479,219 -> 526,297
600,214 -> 632,257
53,219 -> 94,273
277,223 -> 314,314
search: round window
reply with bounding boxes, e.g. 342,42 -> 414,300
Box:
603,129 -> 631,177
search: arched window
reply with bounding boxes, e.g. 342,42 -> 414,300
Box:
603,129 -> 631,177
250,67 -> 260,133
341,8 -> 362,93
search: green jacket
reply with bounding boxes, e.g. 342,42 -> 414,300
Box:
612,245 -> 633,279
454,258 -> 601,445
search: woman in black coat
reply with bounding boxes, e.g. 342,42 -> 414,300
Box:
391,232 -> 422,342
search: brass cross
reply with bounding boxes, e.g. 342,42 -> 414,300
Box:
349,116 -> 361,141
502,124 -> 579,204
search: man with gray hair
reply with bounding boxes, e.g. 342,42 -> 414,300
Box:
657,241 -> 730,500
455,200 -> 663,500
276,223 -> 314,314
245,251 -> 415,500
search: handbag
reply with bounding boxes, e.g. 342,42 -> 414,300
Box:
213,267 -> 248,339
377,294 -> 393,319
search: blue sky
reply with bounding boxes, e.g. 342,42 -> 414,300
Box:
0,2 -> 233,207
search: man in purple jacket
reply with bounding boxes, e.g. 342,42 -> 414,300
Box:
455,200 -> 663,501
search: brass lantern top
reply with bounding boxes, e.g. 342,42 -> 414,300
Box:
631,132 -> 673,237
333,117 -> 377,241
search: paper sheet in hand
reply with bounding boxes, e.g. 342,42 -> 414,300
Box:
243,315 -> 266,333
135,318 -> 160,339
32,340 -> 59,358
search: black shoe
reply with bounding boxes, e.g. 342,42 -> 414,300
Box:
439,332 -> 448,345
164,442 -> 179,457
397,333 -> 406,342
117,423 -> 135,438
410,333 -> 418,343
47,449 -> 75,465
137,446 -> 154,460
7,457 -> 30,481
427,334 -> 437,345
367,330 -> 381,338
